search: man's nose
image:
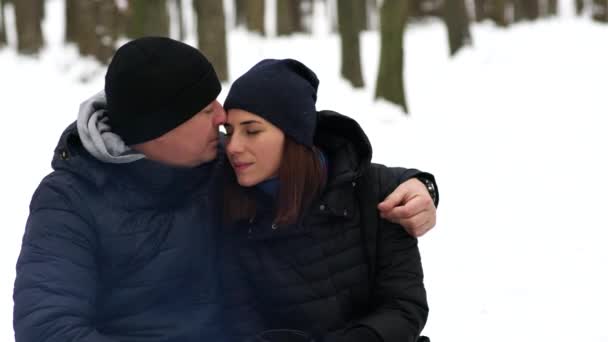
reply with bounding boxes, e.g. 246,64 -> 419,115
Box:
214,107 -> 226,126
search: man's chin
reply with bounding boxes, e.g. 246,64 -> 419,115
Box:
199,150 -> 218,164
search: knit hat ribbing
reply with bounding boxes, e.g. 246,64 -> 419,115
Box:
224,59 -> 319,147
105,37 -> 221,145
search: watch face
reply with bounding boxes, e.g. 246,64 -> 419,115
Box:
421,178 -> 437,204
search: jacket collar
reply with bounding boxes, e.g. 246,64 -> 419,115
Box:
314,110 -> 372,187
51,122 -> 221,208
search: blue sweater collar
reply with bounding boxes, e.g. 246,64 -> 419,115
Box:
254,149 -> 328,201
256,177 -> 279,198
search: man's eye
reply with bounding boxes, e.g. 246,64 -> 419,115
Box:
247,130 -> 260,135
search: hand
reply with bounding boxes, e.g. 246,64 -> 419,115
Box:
377,178 -> 437,237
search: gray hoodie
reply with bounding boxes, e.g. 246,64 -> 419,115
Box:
76,91 -> 145,164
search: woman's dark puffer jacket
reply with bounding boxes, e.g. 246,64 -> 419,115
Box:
221,111 -> 429,342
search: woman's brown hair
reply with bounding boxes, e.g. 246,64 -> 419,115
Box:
223,137 -> 325,226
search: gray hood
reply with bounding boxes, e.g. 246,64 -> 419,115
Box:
76,91 -> 145,164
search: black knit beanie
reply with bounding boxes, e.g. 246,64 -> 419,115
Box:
105,37 -> 221,145
223,59 -> 319,147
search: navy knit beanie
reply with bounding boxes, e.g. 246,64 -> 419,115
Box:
105,37 -> 221,145
224,59 -> 319,147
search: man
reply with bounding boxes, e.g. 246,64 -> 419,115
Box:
13,37 -> 438,342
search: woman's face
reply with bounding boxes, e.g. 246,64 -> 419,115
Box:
224,109 -> 285,187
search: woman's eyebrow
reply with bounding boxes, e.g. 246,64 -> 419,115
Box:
239,120 -> 262,126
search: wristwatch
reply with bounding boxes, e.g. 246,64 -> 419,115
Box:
418,176 -> 438,207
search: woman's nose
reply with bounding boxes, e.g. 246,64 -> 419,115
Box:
226,135 -> 242,153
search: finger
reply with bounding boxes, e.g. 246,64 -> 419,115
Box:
407,221 -> 432,237
403,215 -> 434,237
402,195 -> 435,217
410,208 -> 437,235
382,203 -> 436,235
377,183 -> 409,211
380,205 -> 412,222
380,196 -> 430,221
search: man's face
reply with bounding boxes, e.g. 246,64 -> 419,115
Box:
131,100 -> 226,167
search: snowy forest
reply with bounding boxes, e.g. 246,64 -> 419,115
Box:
1,0 -> 606,112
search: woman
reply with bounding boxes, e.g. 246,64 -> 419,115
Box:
220,59 -> 428,342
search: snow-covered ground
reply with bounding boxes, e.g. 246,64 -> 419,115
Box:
1,0 -> 607,341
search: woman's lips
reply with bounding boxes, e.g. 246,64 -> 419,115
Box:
232,162 -> 253,172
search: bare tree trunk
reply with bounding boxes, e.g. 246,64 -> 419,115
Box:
0,0 -> 7,47
75,1 -> 97,56
475,0 -> 487,21
490,0 -> 509,26
194,0 -> 228,81
337,0 -> 364,88
74,0 -> 118,63
375,0 -> 408,113
409,0 -> 425,18
235,0 -> 246,27
300,0 -> 314,33
354,0 -> 368,31
246,0 -> 265,35
444,0 -> 472,55
547,0 -> 558,16
512,0 -> 525,21
515,0 -> 540,20
576,0 -> 585,15
40,0 -> 45,20
127,0 -> 170,38
277,0 -> 302,36
409,0 -> 442,18
65,0 -> 77,43
14,0 -> 44,55
175,0 -> 185,40
409,0 -> 418,17
364,0 -> 378,30
115,2 -> 129,39
526,0 -> 541,19
592,0 -> 608,22
96,0 -> 119,63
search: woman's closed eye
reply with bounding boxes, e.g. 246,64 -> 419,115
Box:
224,126 -> 233,136
223,129 -> 261,137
